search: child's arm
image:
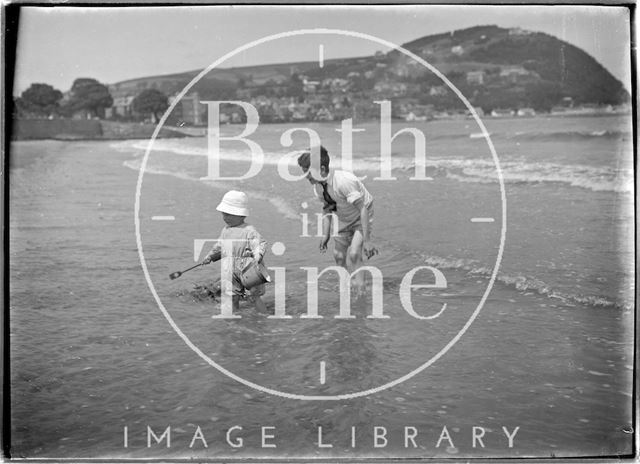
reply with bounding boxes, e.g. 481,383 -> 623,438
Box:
341,173 -> 378,259
361,205 -> 371,242
248,228 -> 267,263
203,239 -> 222,264
319,212 -> 333,253
353,197 -> 378,259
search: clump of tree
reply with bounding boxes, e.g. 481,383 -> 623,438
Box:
523,80 -> 563,112
14,83 -> 63,118
63,78 -> 113,118
285,73 -> 304,99
132,89 -> 169,122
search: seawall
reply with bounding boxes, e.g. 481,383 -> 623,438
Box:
11,119 -> 187,141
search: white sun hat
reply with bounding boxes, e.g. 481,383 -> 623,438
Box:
216,190 -> 249,216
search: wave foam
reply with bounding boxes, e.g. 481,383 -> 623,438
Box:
420,253 -> 630,311
430,158 -> 632,193
114,139 -> 632,193
123,158 -> 299,221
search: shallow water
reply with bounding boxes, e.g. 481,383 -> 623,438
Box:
9,115 -> 634,458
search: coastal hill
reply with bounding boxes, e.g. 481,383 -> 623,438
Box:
392,25 -> 629,108
108,25 -> 629,120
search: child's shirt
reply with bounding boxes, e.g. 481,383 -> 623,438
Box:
207,223 -> 266,275
313,169 -> 373,229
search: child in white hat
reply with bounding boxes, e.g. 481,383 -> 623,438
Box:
203,190 -> 267,313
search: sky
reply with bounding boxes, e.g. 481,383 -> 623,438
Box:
11,5 -> 633,95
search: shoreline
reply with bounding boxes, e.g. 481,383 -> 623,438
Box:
11,110 -> 631,141
11,119 -> 190,141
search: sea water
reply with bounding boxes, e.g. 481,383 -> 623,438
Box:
9,114 -> 634,458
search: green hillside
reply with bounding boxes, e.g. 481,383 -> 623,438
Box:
109,25 -> 629,120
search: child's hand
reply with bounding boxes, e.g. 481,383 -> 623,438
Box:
202,256 -> 212,265
319,237 -> 329,253
364,241 -> 379,260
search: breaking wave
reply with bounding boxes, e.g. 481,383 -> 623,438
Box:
406,158 -> 633,193
114,138 -> 633,195
419,253 -> 632,311
122,158 -> 299,221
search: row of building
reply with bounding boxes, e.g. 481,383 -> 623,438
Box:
465,65 -> 533,85
104,88 -> 629,126
100,59 -> 543,124
105,92 -> 204,125
98,55 -> 621,125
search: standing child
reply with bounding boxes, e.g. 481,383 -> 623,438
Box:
297,146 -> 378,295
203,190 -> 267,313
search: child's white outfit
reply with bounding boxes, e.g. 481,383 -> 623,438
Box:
206,223 -> 266,297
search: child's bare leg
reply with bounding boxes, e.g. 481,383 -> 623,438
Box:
333,239 -> 348,268
349,229 -> 366,294
249,286 -> 267,312
253,295 -> 267,312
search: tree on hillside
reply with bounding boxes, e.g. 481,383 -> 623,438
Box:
524,80 -> 563,112
65,78 -> 113,118
19,83 -> 63,117
285,73 -> 304,99
132,89 -> 169,122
